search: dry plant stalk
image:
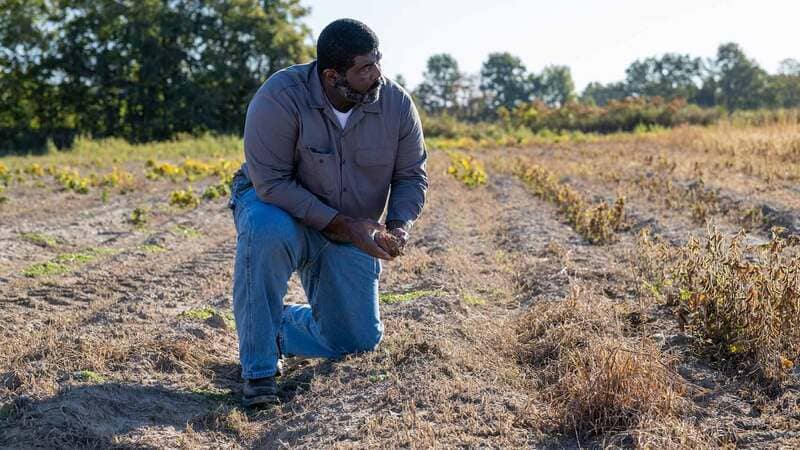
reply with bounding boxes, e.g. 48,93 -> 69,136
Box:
639,226 -> 800,384
513,160 -> 626,244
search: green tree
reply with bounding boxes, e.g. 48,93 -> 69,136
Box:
0,0 -> 313,150
535,65 -> 575,107
479,52 -> 532,111
712,42 -> 770,110
625,53 -> 703,100
414,53 -> 464,114
777,58 -> 800,76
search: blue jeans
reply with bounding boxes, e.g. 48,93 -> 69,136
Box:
229,173 -> 383,379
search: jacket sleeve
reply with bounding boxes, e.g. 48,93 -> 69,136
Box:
386,94 -> 428,231
243,89 -> 339,231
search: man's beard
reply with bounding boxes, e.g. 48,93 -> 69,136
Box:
334,76 -> 384,105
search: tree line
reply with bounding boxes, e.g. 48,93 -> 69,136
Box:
0,0 -> 313,152
406,44 -> 800,120
2,0 -> 798,152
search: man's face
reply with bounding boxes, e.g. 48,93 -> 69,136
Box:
333,50 -> 384,105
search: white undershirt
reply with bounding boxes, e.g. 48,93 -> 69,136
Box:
332,107 -> 352,128
326,95 -> 353,128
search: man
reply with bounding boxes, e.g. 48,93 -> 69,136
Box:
228,18 -> 427,408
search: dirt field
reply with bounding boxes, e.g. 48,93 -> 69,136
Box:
2,124 -> 800,448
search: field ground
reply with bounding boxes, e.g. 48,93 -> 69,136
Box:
2,124 -> 800,448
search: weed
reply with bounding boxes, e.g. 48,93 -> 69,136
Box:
73,370 -> 106,383
638,226 -> 800,384
139,244 -> 166,253
445,151 -> 487,187
462,293 -> 486,305
179,307 -> 235,329
19,232 -> 60,248
52,167 -> 91,194
169,189 -> 200,208
202,180 -> 231,200
129,207 -> 149,227
380,289 -> 445,304
22,248 -> 114,277
172,224 -> 202,238
99,166 -> 135,188
515,291 -> 689,443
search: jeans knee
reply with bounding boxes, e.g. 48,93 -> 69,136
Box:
243,203 -> 300,251
343,322 -> 384,354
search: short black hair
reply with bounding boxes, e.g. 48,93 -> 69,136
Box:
317,19 -> 379,75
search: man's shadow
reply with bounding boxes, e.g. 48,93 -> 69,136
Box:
0,360 -> 332,449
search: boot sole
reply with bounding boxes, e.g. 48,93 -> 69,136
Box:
242,393 -> 280,408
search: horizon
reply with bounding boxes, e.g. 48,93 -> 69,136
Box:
303,0 -> 798,91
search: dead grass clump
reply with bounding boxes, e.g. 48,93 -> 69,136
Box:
513,160 -> 626,244
639,227 -> 800,384
138,337 -> 213,375
515,292 -> 694,445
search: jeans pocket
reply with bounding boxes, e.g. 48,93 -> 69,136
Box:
228,170 -> 253,211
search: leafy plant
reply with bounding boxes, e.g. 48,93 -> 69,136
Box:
638,227 -> 800,384
129,207 -> 149,227
169,189 -> 200,208
445,151 -> 487,187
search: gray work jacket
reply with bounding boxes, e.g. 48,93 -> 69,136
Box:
241,60 -> 428,231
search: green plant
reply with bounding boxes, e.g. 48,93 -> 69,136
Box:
74,370 -> 106,383
22,248 -> 114,277
169,189 -> 200,208
202,180 -> 231,200
445,151 -> 487,187
19,232 -> 60,248
380,289 -> 445,304
129,207 -> 149,227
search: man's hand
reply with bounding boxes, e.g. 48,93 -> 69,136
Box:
323,214 -> 394,260
374,229 -> 405,257
374,221 -> 409,258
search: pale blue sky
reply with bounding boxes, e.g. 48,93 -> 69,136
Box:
302,0 -> 798,91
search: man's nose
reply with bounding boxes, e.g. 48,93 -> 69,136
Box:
371,62 -> 382,82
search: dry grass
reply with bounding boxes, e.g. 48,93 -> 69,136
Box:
513,288 -> 717,447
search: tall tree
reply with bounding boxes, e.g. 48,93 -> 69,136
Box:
479,52 -> 532,111
624,53 -> 703,100
0,0 -> 314,150
414,53 -> 464,114
535,65 -> 575,107
712,42 -> 769,110
777,58 -> 800,76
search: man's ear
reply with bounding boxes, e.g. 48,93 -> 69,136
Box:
321,68 -> 338,86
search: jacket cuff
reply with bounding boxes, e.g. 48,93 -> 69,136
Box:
305,201 -> 339,231
386,219 -> 413,232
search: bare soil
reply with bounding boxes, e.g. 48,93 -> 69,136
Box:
2,131 -> 800,448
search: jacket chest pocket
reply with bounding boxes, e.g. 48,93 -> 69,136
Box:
297,145 -> 338,196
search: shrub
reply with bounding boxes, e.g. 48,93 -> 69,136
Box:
445,151 -> 487,188
169,189 -> 200,208
638,227 -> 800,384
